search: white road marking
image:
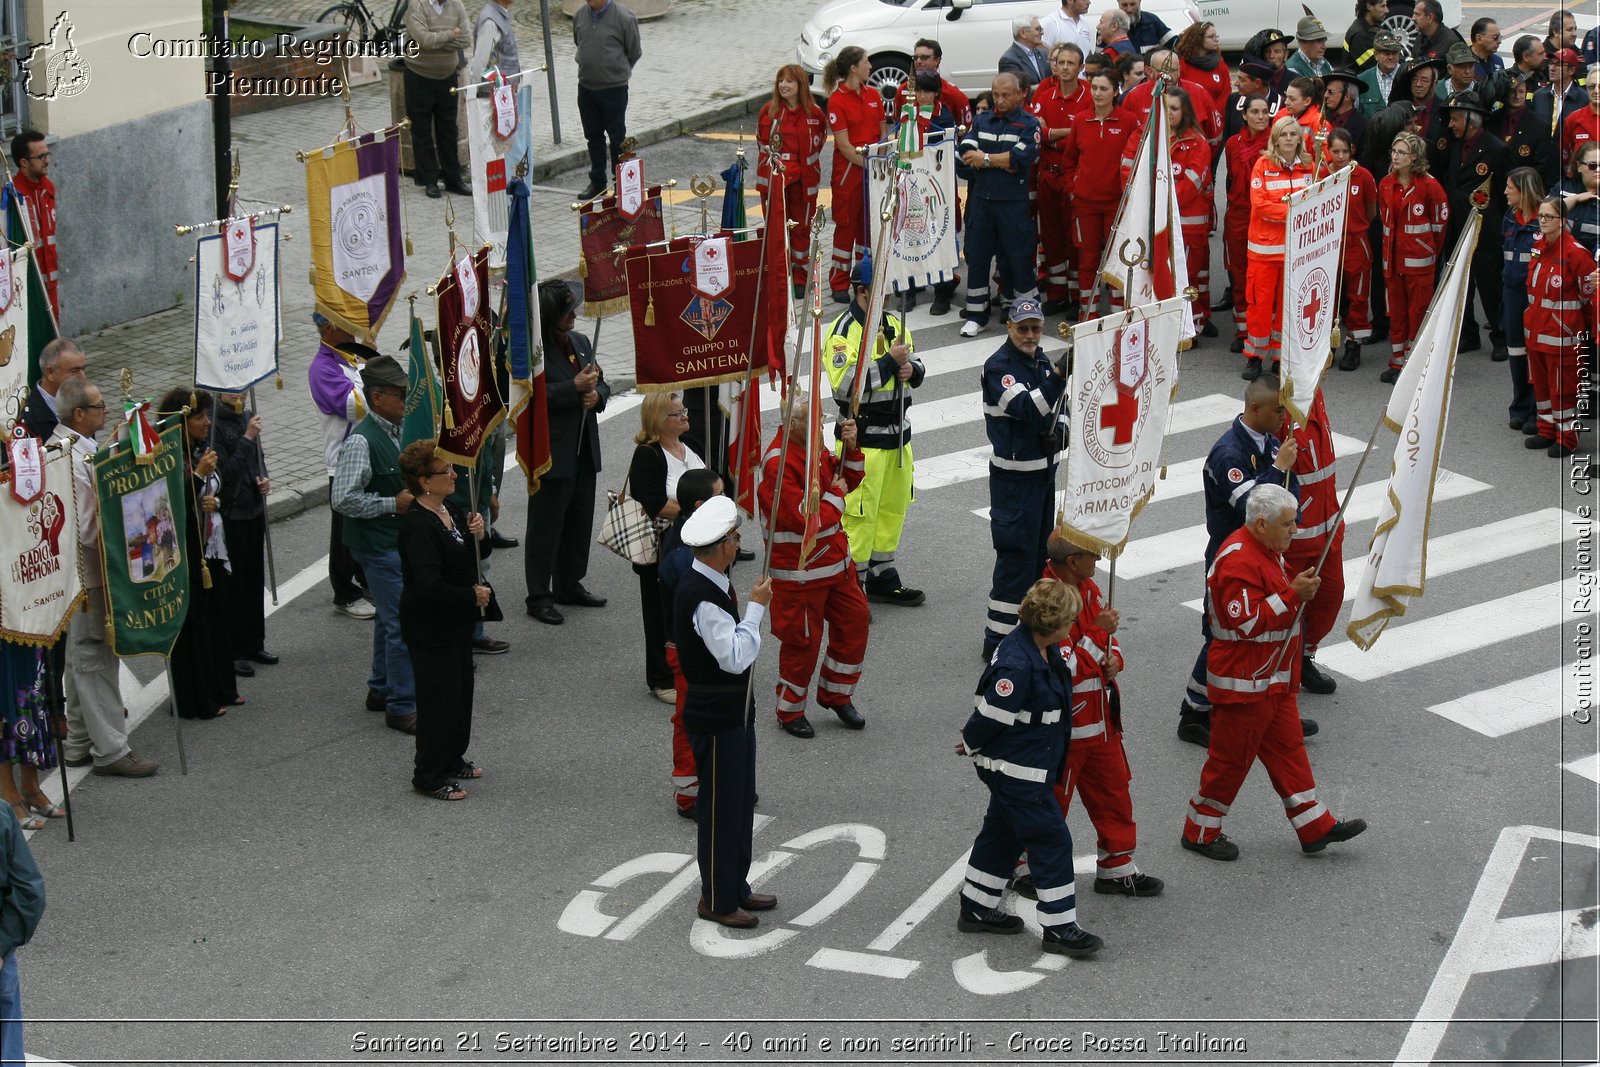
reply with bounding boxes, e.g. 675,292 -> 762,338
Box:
1563,753 -> 1599,783
1427,666 -> 1583,738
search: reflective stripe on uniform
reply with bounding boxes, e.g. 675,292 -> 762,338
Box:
990,454 -> 1050,471
1206,668 -> 1293,692
970,754 -> 1049,782
770,558 -> 850,582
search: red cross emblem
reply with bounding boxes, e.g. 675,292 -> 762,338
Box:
1301,285 -> 1322,335
1100,390 -> 1140,446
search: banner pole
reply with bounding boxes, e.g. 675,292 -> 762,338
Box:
164,660 -> 189,776
248,386 -> 279,605
468,463 -> 486,617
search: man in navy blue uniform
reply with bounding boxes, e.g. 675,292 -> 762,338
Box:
981,299 -> 1068,660
957,73 -> 1042,338
1176,375 -> 1316,746
1119,0 -> 1177,50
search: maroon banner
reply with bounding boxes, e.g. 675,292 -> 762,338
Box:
433,246 -> 504,465
579,187 -> 665,318
625,231 -> 775,392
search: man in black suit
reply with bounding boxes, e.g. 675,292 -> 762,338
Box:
20,338 -> 85,439
999,14 -> 1050,93
524,280 -> 611,625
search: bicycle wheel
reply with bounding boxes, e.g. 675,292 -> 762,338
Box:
315,2 -> 371,45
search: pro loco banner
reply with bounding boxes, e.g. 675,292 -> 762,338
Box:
625,233 -> 775,391
1279,168 -> 1350,426
0,246 -> 31,434
194,220 -> 281,393
95,421 -> 189,658
304,128 -> 407,344
433,246 -> 504,465
579,185 -> 665,318
865,130 -> 959,293
1059,297 -> 1186,557
0,443 -> 81,644
464,77 -> 534,271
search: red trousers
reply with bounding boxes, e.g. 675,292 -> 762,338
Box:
772,570 -> 869,722
1285,529 -> 1345,655
1245,256 -> 1284,362
778,181 -> 818,288
1053,734 -> 1139,878
1184,692 -> 1338,847
1528,344 -> 1582,448
1074,200 -> 1118,315
1184,228 -> 1210,327
1225,223 -> 1249,340
828,164 -> 864,293
1386,272 -> 1433,369
1343,233 -> 1372,341
1035,168 -> 1076,304
664,644 -> 698,812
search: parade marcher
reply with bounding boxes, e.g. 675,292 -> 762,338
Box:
1120,51 -> 1224,149
1285,15 -> 1332,81
757,65 -> 829,300
1242,117 -> 1315,380
904,70 -> 960,137
1064,71 -> 1136,319
895,43 -> 972,316
0,794 -> 44,1066
659,468 -> 724,818
1275,77 -> 1325,156
1158,89 -> 1216,335
1223,95 -> 1273,352
471,0 -> 520,78
1502,166 -> 1546,434
1500,77 -> 1557,190
999,14 -> 1051,94
1524,195 -> 1596,458
1276,391 -> 1343,696
1177,375 -> 1303,747
53,378 -> 158,779
956,577 -> 1103,958
212,393 -> 276,678
825,253 -> 927,604
308,314 -> 374,620
20,338 -> 85,441
331,356 -> 417,734
1544,11 -> 1578,68
1344,0 -> 1389,73
981,299 -> 1066,660
758,397 -> 870,738
1029,43 -> 1091,317
1390,57 -> 1446,140
1561,67 -> 1600,173
524,281 -> 610,624
1412,0 -> 1462,64
573,0 -> 642,201
1181,484 -> 1366,861
958,73 -> 1041,337
403,0 -> 470,199
1226,59 -> 1284,140
1508,35 -> 1546,91
442,449 -> 509,656
1097,10 -> 1136,61
1175,22 -> 1231,115
1466,19 -> 1508,93
1244,28 -> 1293,96
675,497 -> 775,929
1119,0 -> 1177,51
1431,90 -> 1511,359
1534,49 -> 1587,145
1323,68 -> 1368,152
1040,0 -> 1094,57
0,638 -> 58,828
1379,131 -> 1448,383
1555,142 -> 1600,257
1331,128 -> 1379,370
1114,53 -> 1148,96
824,47 -> 887,301
9,130 -> 57,319
1358,33 -> 1404,117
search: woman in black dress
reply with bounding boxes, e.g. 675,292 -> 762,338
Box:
396,439 -> 489,801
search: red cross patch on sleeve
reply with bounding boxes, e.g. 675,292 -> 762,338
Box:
995,678 -> 1015,697
1228,467 -> 1244,483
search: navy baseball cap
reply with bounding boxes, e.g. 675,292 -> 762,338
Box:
1009,298 -> 1045,323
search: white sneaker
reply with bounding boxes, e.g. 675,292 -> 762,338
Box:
336,598 -> 376,620
959,320 -> 982,338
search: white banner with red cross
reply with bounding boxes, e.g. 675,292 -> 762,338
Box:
1279,168 -> 1350,427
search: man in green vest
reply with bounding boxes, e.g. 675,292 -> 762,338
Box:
332,355 -> 418,734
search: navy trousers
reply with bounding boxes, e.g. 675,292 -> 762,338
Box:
963,769 -> 1079,928
690,724 -> 757,915
963,198 -> 1037,326
985,470 -> 1053,653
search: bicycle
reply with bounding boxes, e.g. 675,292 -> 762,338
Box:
315,0 -> 409,52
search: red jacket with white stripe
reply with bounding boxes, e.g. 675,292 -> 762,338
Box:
1223,128 -> 1268,239
1043,567 -> 1123,745
1378,172 -> 1448,276
1061,109 -> 1136,207
1278,391 -> 1340,551
756,430 -> 864,584
1170,133 -> 1213,237
1205,527 -> 1302,704
756,102 -> 827,198
1525,230 -> 1598,355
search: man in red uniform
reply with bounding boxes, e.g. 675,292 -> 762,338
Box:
1120,52 -> 1223,145
1029,42 -> 1092,317
1182,483 -> 1366,861
895,39 -> 974,129
1561,67 -> 1600,172
758,395 -> 870,738
1278,391 -> 1342,696
10,130 -> 57,320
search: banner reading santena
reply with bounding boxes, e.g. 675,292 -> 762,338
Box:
1279,168 -> 1349,426
304,129 -> 407,345
95,421 -> 189,657
433,246 -> 504,465
1059,296 -> 1186,558
625,233 -> 774,392
0,442 -> 81,645
194,220 -> 281,393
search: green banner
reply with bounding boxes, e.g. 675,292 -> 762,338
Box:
94,421 -> 190,657
401,313 -> 440,447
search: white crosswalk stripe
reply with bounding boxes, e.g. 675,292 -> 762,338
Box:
1426,666 -> 1585,738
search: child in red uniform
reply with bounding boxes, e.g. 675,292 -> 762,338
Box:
757,65 -> 829,300
1377,130 -> 1448,383
1329,128 -> 1378,370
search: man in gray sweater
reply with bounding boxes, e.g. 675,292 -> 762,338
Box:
405,0 -> 472,199
574,0 -> 642,200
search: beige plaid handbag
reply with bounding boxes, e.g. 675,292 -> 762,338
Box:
597,475 -> 670,566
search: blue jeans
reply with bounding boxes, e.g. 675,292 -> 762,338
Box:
0,953 -> 23,1064
350,549 -> 415,716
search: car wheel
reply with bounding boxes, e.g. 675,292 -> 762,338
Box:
1380,2 -> 1419,60
868,54 -> 912,104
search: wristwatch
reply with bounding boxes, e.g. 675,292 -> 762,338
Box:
982,153 -> 991,168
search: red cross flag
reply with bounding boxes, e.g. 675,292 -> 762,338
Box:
1279,168 -> 1350,427
1057,296 -> 1187,557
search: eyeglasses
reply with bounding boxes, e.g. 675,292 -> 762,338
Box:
1538,213 -> 1562,221
1581,162 -> 1600,171
26,152 -> 48,162
914,52 -> 936,61
77,402 -> 105,411
667,409 -> 688,418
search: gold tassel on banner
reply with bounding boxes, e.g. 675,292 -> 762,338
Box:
578,256 -> 587,279
200,559 -> 212,590
275,374 -> 284,390
643,254 -> 655,326
645,297 -> 655,327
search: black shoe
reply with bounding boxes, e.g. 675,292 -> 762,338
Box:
527,603 -> 565,625
1338,338 -> 1361,372
249,649 -> 280,665
487,530 -> 519,549
1211,286 -> 1234,312
736,547 -> 756,562
1181,832 -> 1240,861
1008,874 -> 1038,900
1229,336 -> 1245,353
1240,357 -> 1262,381
831,289 -> 850,304
1176,712 -> 1210,747
1549,441 -> 1576,458
1300,657 -> 1337,695
1301,817 -> 1366,854
957,906 -> 1024,935
555,587 -> 607,607
1458,332 -> 1481,354
779,715 -> 815,739
865,584 -> 925,606
1490,341 -> 1508,362
365,689 -> 387,713
1200,321 -> 1218,338
1042,922 -> 1104,957
1094,872 -> 1165,897
829,702 -> 866,730
1301,717 -> 1319,737
1509,418 -> 1527,431
1526,434 -> 1556,449
903,288 -> 919,309
677,802 -> 697,820
1379,366 -> 1401,384
425,182 -> 443,199
1042,298 -> 1071,316
1523,420 -> 1543,436
233,659 -> 255,678
930,296 -> 951,315
791,282 -> 805,300
472,637 -> 511,655
443,177 -> 471,196
577,182 -> 604,200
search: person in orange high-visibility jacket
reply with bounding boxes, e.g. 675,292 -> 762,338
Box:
1524,195 -> 1599,456
756,65 -> 829,298
1277,390 -> 1343,698
1243,117 -> 1315,379
1181,483 -> 1367,862
1377,131 -> 1448,383
757,398 -> 870,739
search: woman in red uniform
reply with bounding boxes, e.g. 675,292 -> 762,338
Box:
1329,128 -> 1377,370
1222,96 -> 1271,353
1175,22 -> 1230,114
1063,71 -> 1135,319
824,46 -> 887,301
1525,196 -> 1598,457
1377,131 -> 1448,383
1243,115 -> 1314,379
757,65 -> 829,300
1165,89 -> 1215,336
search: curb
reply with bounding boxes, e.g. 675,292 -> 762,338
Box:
530,91 -> 771,183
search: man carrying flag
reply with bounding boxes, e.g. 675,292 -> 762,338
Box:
1277,391 -> 1343,696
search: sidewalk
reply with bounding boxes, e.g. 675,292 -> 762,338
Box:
84,0 -> 797,519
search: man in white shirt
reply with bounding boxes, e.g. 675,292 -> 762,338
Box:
1041,0 -> 1094,57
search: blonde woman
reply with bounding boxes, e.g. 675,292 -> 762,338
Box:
1242,116 -> 1315,379
628,391 -> 705,702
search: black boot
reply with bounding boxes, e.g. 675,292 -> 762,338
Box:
1300,656 -> 1337,695
1337,337 -> 1361,372
1041,922 -> 1104,957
